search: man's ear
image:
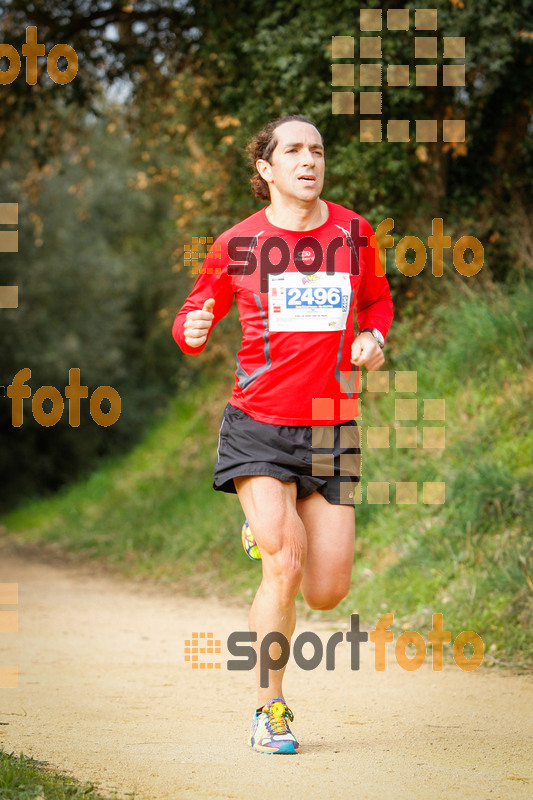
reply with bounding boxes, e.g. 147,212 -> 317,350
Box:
256,158 -> 272,184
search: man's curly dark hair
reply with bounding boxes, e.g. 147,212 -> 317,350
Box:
246,115 -> 319,201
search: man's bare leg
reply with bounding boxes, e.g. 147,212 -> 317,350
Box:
234,475 -> 306,706
296,490 -> 355,610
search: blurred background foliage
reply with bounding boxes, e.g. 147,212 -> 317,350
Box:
0,0 -> 532,503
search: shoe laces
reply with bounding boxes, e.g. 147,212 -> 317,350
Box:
265,700 -> 294,734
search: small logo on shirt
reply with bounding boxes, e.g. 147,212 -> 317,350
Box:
296,248 -> 316,265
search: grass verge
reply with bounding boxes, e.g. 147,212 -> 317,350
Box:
0,750 -> 124,799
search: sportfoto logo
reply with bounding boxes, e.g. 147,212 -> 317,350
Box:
332,8 -> 466,143
185,613 -> 485,687
187,218 -> 484,286
0,26 -> 78,85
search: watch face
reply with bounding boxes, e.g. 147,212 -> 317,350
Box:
372,328 -> 385,347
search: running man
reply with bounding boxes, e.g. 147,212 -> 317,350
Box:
173,116 -> 393,754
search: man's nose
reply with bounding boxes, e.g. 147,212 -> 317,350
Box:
300,148 -> 316,166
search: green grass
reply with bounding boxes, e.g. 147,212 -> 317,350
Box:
336,279 -> 533,664
3,279 -> 532,664
0,750 -> 122,799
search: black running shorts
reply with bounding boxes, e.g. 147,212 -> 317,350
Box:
213,403 -> 361,506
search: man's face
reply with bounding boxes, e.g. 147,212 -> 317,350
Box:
258,120 -> 325,203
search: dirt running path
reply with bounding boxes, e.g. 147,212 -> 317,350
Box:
0,542 -> 532,800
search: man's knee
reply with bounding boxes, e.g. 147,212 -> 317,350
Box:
263,539 -> 306,595
303,581 -> 350,611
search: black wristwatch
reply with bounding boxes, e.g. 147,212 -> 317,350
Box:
360,328 -> 385,348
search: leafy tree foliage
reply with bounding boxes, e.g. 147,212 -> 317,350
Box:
0,110 -> 185,504
0,0 -> 200,154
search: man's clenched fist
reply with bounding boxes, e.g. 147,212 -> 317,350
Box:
350,331 -> 385,371
184,298 -> 215,348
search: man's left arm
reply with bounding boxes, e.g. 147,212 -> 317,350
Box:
351,219 -> 394,370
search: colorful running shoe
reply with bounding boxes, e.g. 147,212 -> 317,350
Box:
249,697 -> 299,754
241,520 -> 261,561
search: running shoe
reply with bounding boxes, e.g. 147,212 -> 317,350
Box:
241,520 -> 261,561
249,697 -> 299,754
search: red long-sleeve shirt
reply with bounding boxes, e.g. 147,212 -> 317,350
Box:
173,200 -> 393,425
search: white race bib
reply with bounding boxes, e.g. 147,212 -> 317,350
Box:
268,272 -> 351,332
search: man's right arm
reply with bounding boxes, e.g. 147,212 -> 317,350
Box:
172,240 -> 234,355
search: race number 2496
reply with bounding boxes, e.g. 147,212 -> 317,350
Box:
286,286 -> 344,309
